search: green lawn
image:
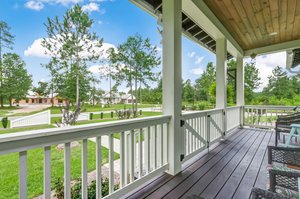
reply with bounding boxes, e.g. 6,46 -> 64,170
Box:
0,106 -> 20,117
47,104 -> 159,114
0,124 -> 55,135
0,141 -> 119,199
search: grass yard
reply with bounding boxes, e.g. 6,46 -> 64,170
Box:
0,141 -> 119,199
0,106 -> 20,117
47,103 -> 159,114
0,124 -> 55,135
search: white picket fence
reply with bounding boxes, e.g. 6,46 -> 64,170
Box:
10,110 -> 51,128
61,112 -> 90,123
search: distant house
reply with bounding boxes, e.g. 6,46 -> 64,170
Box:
13,91 -> 65,106
101,92 -> 136,104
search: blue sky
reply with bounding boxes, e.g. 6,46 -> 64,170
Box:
0,0 -> 287,91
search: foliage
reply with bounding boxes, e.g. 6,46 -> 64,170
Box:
42,4 -> 102,112
109,34 -> 161,114
32,81 -> 49,96
194,62 -> 215,102
0,21 -> 14,107
53,178 -> 64,199
1,117 -> 8,128
1,53 -> 32,106
182,79 -> 194,104
70,177 -> 120,199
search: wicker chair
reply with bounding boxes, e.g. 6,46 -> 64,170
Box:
251,187 -> 289,199
267,146 -> 300,198
268,146 -> 300,166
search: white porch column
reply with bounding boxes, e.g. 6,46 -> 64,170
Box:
236,55 -> 244,105
162,0 -> 182,175
216,37 -> 227,136
236,55 -> 244,126
216,37 -> 227,109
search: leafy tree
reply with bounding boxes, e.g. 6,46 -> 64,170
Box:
194,62 -> 215,102
2,53 -> 32,106
89,87 -> 104,105
263,66 -> 294,99
42,4 -> 103,115
33,81 -> 49,96
110,34 -> 161,114
183,79 -> 195,104
0,21 -> 14,107
244,62 -> 261,103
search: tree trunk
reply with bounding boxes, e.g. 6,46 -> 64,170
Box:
76,74 -> 80,108
135,77 -> 138,113
9,98 -> 12,107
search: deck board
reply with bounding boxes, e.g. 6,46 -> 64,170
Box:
124,128 -> 274,199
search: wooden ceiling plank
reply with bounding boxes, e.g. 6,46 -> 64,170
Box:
231,0 -> 260,49
221,0 -> 252,49
269,0 -> 280,43
279,0 -> 288,43
287,0 -> 297,41
261,0 -> 275,45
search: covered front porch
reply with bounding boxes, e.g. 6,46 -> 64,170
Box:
125,128 -> 273,199
1,0 -> 300,198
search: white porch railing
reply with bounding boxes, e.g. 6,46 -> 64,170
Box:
182,108 -> 224,161
243,105 -> 295,128
10,110 -> 51,128
226,106 -> 242,131
0,115 -> 170,199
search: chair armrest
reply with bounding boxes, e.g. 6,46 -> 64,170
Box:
251,187 -> 289,199
269,169 -> 300,192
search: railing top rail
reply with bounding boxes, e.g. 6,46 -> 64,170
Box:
0,115 -> 171,155
226,105 -> 242,110
244,105 -> 295,109
182,108 -> 224,119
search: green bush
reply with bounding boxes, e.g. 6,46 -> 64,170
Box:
1,117 -> 8,128
191,105 -> 197,110
182,105 -> 186,110
53,178 -> 64,199
71,177 -> 119,199
89,113 -> 93,120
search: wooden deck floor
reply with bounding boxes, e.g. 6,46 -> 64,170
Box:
124,128 -> 274,199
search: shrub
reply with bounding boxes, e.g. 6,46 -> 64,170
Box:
182,105 -> 186,110
191,105 -> 197,110
89,113 -> 93,120
71,177 -> 119,199
100,112 -> 103,119
111,111 -> 113,118
53,178 -> 64,199
1,117 -> 8,128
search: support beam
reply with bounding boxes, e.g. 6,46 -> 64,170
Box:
216,37 -> 227,109
162,0 -> 182,175
236,55 -> 244,127
244,38 -> 300,57
236,56 -> 244,106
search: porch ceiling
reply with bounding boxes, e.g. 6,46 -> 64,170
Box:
203,0 -> 300,51
131,0 -> 300,65
130,0 -> 234,60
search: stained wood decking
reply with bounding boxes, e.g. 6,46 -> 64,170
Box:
124,128 -> 274,199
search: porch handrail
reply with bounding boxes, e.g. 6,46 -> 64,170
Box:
0,115 -> 171,199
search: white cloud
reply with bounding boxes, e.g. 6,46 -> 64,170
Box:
190,67 -> 204,75
244,51 -> 286,91
24,0 -> 84,10
188,51 -> 196,58
82,2 -> 99,12
25,1 -> 44,11
98,20 -> 103,25
195,56 -> 204,65
24,37 -> 116,60
24,38 -> 49,58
